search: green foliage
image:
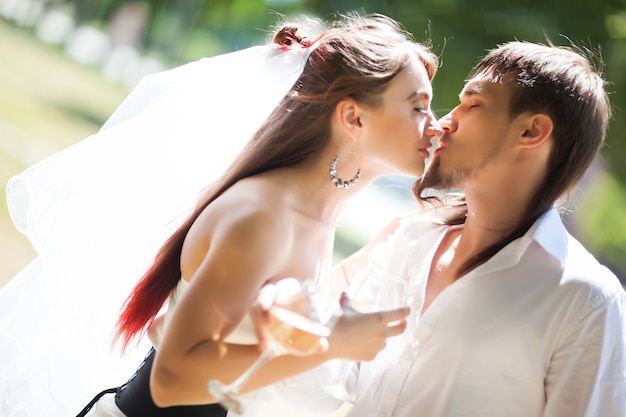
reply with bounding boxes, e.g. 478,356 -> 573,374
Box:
576,170 -> 626,280
7,0 -> 626,279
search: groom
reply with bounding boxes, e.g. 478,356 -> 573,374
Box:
281,40 -> 626,417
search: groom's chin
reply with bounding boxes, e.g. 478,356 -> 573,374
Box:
418,156 -> 458,193
422,156 -> 441,179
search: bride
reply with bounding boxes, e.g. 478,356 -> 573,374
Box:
0,13 -> 441,417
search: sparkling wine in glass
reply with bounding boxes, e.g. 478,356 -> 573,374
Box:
208,277 -> 332,414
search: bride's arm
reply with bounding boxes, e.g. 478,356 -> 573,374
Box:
150,205 -> 288,406
150,206 -> 408,407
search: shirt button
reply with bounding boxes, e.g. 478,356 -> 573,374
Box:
403,351 -> 416,361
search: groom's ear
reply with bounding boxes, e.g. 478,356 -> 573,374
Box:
519,113 -> 553,149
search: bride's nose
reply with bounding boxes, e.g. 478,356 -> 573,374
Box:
426,112 -> 443,138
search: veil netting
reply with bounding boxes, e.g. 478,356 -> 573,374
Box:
0,44 -> 312,417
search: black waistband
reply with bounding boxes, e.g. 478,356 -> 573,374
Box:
76,387 -> 118,417
114,348 -> 228,417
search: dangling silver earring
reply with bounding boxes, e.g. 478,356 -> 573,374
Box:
329,144 -> 361,189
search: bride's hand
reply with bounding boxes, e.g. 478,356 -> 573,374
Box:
249,281 -> 278,352
326,293 -> 409,361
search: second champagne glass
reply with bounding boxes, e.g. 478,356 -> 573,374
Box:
325,266 -> 408,403
347,266 -> 408,313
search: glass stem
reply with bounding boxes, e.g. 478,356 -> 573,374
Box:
229,349 -> 276,394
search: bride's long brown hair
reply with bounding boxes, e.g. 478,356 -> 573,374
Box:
114,13 -> 439,350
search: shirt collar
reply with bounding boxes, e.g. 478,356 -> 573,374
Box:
404,205 -> 569,271
512,206 -> 568,268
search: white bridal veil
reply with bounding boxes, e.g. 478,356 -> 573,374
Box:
0,44 -> 312,417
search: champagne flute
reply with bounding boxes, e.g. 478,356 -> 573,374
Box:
347,267 -> 408,313
325,266 -> 408,403
207,277 -> 333,414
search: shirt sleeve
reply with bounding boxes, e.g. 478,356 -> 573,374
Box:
544,279 -> 626,417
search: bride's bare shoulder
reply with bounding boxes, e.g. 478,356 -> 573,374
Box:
193,176 -> 291,234
221,176 -> 287,211
182,176 -> 293,274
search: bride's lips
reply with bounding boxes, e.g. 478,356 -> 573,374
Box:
418,147 -> 430,158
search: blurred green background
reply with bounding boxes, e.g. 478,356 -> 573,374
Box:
1,0 -> 625,289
